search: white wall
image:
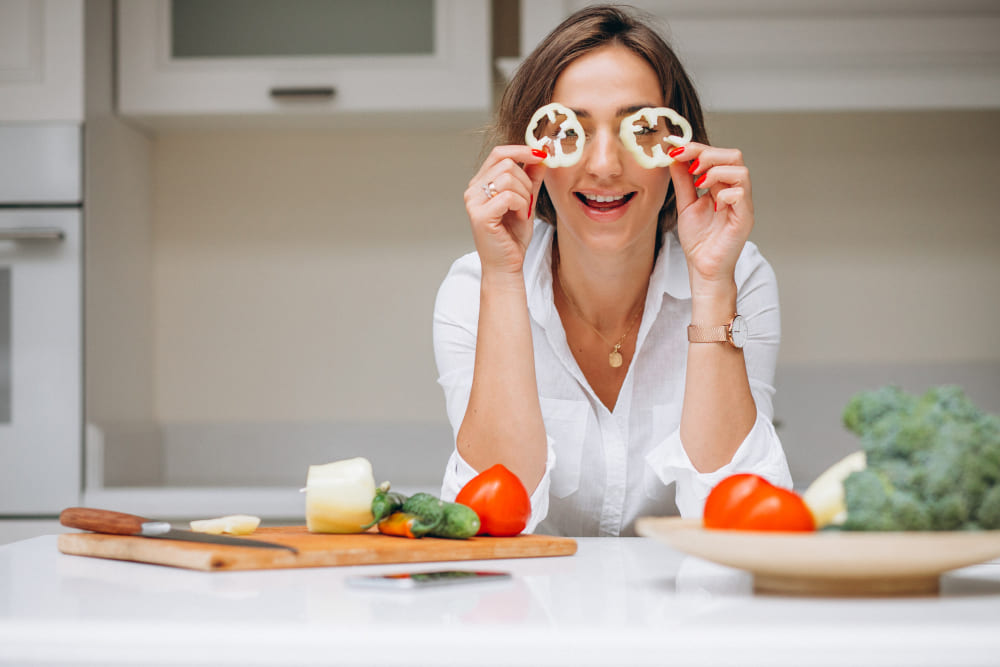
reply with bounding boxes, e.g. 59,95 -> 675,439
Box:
141,110 -> 1000,487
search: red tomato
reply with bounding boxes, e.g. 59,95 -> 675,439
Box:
703,473 -> 815,532
455,464 -> 532,537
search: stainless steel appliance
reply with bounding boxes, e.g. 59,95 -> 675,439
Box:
0,124 -> 82,515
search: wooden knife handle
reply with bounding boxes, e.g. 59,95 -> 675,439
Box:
60,507 -> 149,535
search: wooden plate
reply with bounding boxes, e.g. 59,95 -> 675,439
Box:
635,517 -> 1000,596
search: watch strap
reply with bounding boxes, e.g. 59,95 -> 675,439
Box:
687,323 -> 729,344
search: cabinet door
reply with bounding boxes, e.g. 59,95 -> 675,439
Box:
0,0 -> 83,122
514,1 -> 1000,111
118,0 -> 491,120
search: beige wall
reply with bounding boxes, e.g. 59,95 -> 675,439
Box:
151,128 -> 482,422
149,111 -> 1000,423
708,111 -> 1000,365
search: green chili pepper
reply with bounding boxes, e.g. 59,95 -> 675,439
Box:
361,481 -> 407,530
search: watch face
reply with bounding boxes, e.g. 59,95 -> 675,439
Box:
729,315 -> 748,348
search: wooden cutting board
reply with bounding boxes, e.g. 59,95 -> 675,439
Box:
57,526 -> 577,572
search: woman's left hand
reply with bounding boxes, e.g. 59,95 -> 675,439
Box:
668,143 -> 753,295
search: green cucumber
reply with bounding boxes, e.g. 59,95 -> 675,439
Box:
401,492 -> 446,535
431,502 -> 481,539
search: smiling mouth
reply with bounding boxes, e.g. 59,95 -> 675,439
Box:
575,192 -> 636,210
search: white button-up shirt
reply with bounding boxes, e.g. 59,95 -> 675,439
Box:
433,220 -> 792,536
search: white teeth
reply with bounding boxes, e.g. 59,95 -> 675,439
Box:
583,193 -> 625,203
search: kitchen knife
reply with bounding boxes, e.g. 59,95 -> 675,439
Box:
60,507 -> 298,553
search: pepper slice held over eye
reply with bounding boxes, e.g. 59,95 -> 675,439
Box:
619,106 -> 693,169
525,102 -> 585,168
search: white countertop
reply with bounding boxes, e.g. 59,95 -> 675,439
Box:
2,535 -> 999,666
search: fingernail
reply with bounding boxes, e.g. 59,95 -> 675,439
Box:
714,200 -> 718,212
529,194 -> 534,217
694,173 -> 707,187
687,159 -> 700,174
531,148 -> 548,159
668,147 -> 685,158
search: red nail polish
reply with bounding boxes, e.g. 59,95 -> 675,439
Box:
714,200 -> 718,212
668,147 -> 685,158
694,173 -> 707,187
529,194 -> 534,217
687,159 -> 700,174
531,148 -> 548,159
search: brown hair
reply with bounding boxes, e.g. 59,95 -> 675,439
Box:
490,4 -> 707,232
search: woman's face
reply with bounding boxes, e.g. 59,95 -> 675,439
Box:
543,45 -> 670,256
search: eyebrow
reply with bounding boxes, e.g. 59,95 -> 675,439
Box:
570,104 -> 657,119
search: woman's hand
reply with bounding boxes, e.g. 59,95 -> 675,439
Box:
464,146 -> 548,276
667,143 -> 754,298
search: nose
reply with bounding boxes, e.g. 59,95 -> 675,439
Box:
583,126 -> 623,181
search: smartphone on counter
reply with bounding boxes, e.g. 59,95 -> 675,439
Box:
347,570 -> 512,590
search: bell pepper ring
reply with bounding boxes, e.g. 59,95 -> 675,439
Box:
618,106 -> 693,169
525,102 -> 586,168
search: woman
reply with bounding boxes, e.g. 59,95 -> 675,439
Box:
434,5 -> 792,536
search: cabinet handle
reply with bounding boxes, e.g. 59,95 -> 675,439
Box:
0,227 -> 65,241
269,86 -> 337,100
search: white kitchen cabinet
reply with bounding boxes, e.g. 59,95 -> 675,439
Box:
0,0 -> 84,122
118,0 -> 492,125
508,0 -> 1000,111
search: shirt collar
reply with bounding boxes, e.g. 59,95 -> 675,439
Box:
524,221 -> 691,327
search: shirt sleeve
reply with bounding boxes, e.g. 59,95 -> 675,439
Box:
645,242 -> 793,518
432,253 -> 556,533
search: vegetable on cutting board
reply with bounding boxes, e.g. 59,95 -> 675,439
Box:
189,514 -> 261,535
373,490 -> 480,540
433,501 -> 481,539
362,482 -> 407,529
299,458 -> 485,539
303,457 -> 377,533
703,473 -> 815,532
377,511 -> 434,539
455,464 -> 532,537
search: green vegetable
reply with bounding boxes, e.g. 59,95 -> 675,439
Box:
361,481 -> 407,530
839,385 -> 1000,531
400,492 -> 445,535
432,502 -> 481,539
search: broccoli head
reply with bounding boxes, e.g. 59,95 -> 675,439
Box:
838,385 -> 1000,531
842,386 -> 916,439
840,469 -> 932,531
977,484 -> 1000,529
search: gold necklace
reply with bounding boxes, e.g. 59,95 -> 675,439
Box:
555,264 -> 644,369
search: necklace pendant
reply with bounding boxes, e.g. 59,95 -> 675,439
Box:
608,345 -> 623,368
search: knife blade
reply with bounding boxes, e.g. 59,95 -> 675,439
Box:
60,507 -> 298,553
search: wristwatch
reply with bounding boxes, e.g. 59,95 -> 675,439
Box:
687,314 -> 748,349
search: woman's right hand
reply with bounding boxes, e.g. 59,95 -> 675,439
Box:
464,146 -> 548,275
